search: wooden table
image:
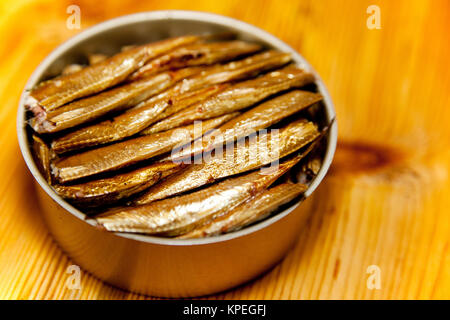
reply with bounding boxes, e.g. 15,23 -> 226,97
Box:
0,0 -> 448,299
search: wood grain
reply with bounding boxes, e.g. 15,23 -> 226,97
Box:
0,0 -> 448,299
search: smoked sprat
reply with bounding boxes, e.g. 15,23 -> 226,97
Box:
26,34 -> 328,238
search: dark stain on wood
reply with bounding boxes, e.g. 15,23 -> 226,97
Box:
329,141 -> 404,175
333,257 -> 340,279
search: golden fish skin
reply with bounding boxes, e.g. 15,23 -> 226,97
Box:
31,70 -> 193,134
26,35 -> 199,114
134,50 -> 290,136
53,161 -> 182,207
142,66 -> 314,134
167,90 -> 323,161
174,50 -> 292,94
131,50 -> 290,131
304,156 -> 322,176
96,156 -> 299,236
134,119 -> 319,205
138,50 -> 290,102
140,84 -> 228,130
298,153 -> 323,184
129,41 -> 262,80
180,182 -> 307,238
88,53 -> 108,65
51,84 -> 224,154
52,113 -> 238,183
31,135 -> 53,183
61,64 -> 84,76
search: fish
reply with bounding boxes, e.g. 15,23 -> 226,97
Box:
95,156 -> 300,236
139,84 -> 229,130
179,182 -> 307,238
31,68 -> 201,134
166,90 -> 323,161
52,113 -> 239,183
134,119 -> 319,205
51,84 -> 225,153
26,35 -> 200,114
298,153 -> 323,184
128,40 -> 262,80
171,50 -> 292,94
130,50 -> 290,136
88,53 -> 108,65
141,66 -> 314,134
39,56 -> 106,88
131,50 -> 290,107
53,161 -> 182,207
61,64 -> 84,76
31,135 -> 54,183
304,156 -> 322,176
131,50 -> 290,128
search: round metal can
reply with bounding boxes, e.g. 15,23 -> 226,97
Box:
17,10 -> 337,297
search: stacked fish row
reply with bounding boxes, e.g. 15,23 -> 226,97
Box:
26,34 -> 325,238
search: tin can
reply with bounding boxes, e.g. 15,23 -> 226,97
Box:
17,11 -> 337,297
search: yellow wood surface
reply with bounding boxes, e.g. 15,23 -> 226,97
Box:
0,0 -> 449,299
